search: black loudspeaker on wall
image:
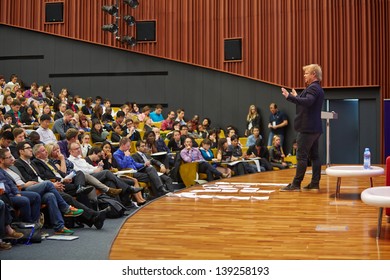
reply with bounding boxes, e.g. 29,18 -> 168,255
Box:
136,21 -> 156,42
224,38 -> 242,61
45,2 -> 64,23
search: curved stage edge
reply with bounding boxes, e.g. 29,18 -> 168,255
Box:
109,166 -> 390,260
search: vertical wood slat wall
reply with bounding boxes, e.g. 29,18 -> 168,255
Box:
0,0 -> 389,97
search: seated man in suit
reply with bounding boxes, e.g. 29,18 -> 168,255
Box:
2,146 -> 87,234
53,102 -> 67,121
68,142 -> 143,206
31,143 -> 93,200
132,140 -> 173,191
11,143 -> 108,229
113,138 -> 170,197
0,153 -> 41,225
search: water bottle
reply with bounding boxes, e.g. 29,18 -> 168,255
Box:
363,148 -> 371,169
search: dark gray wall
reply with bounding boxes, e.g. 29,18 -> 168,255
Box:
0,25 -> 381,163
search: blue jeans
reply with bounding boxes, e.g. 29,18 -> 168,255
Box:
10,191 -> 41,223
0,200 -> 7,237
292,132 -> 321,187
25,181 -> 69,231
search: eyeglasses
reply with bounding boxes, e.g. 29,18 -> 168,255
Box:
3,155 -> 13,159
23,146 -> 32,150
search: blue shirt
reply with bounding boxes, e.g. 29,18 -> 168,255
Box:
113,149 -> 145,170
150,111 -> 164,122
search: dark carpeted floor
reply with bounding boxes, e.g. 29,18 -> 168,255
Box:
1,208 -> 137,260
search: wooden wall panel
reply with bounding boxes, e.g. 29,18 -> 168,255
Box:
0,0 -> 389,99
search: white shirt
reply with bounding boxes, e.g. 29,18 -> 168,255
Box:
36,126 -> 57,144
68,154 -> 98,174
5,168 -> 25,186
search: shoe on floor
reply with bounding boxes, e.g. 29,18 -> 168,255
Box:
64,206 -> 84,217
54,227 -> 74,235
5,230 -> 24,240
0,241 -> 12,250
280,183 -> 301,192
302,183 -> 320,191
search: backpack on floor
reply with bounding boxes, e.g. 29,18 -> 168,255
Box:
96,194 -> 127,218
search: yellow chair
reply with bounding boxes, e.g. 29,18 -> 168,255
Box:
218,130 -> 225,139
179,162 -> 208,187
284,155 -> 297,166
195,138 -> 203,146
130,141 -> 137,154
137,122 -> 145,131
239,137 -> 248,146
152,122 -> 162,129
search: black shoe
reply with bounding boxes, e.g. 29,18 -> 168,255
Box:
280,183 -> 301,192
157,188 -> 169,197
93,207 -> 110,230
93,214 -> 105,230
302,183 -> 320,191
137,201 -> 147,206
76,186 -> 94,195
129,186 -> 143,194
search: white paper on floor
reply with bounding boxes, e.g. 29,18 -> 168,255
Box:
315,225 -> 349,231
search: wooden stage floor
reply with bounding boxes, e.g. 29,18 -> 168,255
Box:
109,166 -> 390,260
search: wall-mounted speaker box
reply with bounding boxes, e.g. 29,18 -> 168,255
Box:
224,38 -> 242,61
136,21 -> 156,42
45,2 -> 64,23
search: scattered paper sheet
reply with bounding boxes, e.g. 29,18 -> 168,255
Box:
240,188 -> 259,193
221,189 -> 239,193
256,190 -> 275,194
258,183 -> 289,186
315,225 -> 349,231
251,196 -> 270,200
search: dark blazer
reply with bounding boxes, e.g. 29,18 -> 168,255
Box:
132,152 -> 163,168
9,142 -> 19,159
111,132 -> 122,143
286,80 -> 324,133
31,158 -> 61,181
122,129 -> 141,141
54,111 -> 64,121
14,159 -> 40,182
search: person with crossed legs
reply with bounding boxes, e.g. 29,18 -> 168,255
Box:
1,146 -> 83,235
113,137 -> 170,198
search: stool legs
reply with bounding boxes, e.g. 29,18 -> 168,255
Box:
377,207 -> 383,238
336,177 -> 341,198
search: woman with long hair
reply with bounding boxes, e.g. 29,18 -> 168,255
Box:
269,135 -> 288,170
90,119 -> 108,143
245,104 -> 261,136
